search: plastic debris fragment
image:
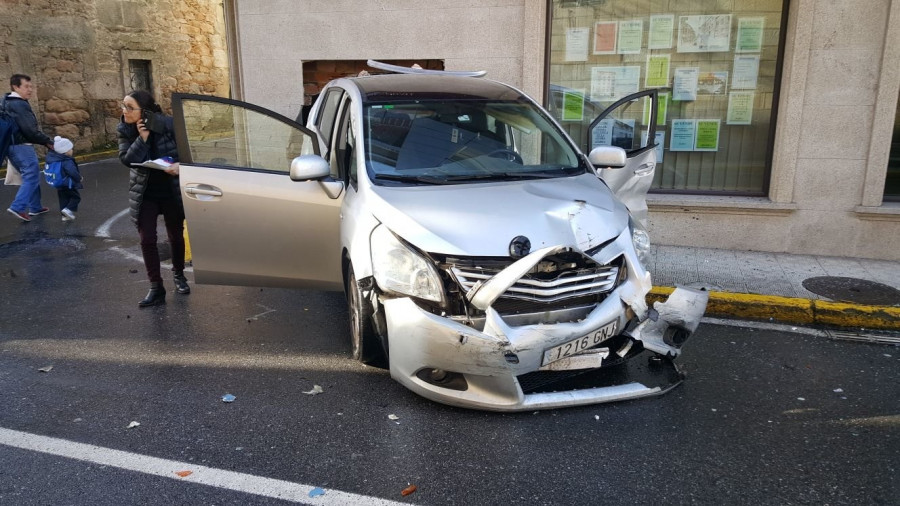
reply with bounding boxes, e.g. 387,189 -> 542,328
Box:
127,421 -> 140,429
222,394 -> 236,403
303,385 -> 324,395
37,365 -> 53,373
594,415 -> 599,420
175,470 -> 193,477
388,414 -> 399,421
401,484 -> 417,496
797,397 -> 805,401
833,388 -> 843,393
309,487 -> 325,498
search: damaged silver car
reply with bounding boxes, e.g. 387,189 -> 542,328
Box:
171,62 -> 708,411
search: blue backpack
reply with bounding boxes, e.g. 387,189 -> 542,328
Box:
43,160 -> 71,188
0,97 -> 20,165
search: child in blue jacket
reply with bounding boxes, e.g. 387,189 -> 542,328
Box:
46,136 -> 83,221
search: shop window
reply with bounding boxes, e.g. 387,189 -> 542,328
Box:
886,90 -> 900,201
547,1 -> 787,195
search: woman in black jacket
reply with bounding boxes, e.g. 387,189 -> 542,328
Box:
117,90 -> 190,307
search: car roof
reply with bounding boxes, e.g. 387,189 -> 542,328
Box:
348,74 -> 526,103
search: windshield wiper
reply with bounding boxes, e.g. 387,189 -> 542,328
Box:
373,173 -> 447,185
441,171 -> 565,182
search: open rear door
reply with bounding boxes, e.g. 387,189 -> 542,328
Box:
588,89 -> 660,227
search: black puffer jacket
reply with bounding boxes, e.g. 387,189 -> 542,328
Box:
117,113 -> 181,224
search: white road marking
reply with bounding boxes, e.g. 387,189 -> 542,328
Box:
96,208 -> 130,238
0,427 -> 407,505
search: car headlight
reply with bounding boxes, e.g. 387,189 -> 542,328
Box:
629,218 -> 651,266
370,225 -> 444,303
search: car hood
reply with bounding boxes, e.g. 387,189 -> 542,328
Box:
366,174 -> 629,256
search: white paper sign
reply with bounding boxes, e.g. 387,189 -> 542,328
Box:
566,27 -> 590,62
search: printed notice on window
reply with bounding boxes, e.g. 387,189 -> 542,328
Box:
732,55 -> 760,89
670,119 -> 695,151
694,119 -> 721,151
590,66 -> 640,102
672,67 -> 699,101
645,54 -> 670,88
566,27 -> 590,62
562,89 -> 585,122
648,14 -> 674,49
617,20 -> 643,54
677,14 -> 732,53
643,93 -> 669,126
593,21 -> 618,55
736,17 -> 764,53
727,91 -> 755,125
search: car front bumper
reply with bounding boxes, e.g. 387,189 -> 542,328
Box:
384,285 -> 709,412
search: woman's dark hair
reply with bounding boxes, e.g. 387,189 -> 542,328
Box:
127,90 -> 162,113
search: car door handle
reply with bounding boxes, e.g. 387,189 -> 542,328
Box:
185,187 -> 223,197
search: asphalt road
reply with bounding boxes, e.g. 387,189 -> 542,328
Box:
0,159 -> 898,505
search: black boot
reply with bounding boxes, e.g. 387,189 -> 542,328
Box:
139,282 -> 166,307
173,271 -> 191,294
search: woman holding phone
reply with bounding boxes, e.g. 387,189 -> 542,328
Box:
117,89 -> 190,307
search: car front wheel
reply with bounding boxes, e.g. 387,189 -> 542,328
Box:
346,263 -> 383,365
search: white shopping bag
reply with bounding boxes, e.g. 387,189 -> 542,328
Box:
4,159 -> 22,185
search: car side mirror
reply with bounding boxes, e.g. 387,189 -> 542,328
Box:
588,146 -> 627,169
289,155 -> 331,181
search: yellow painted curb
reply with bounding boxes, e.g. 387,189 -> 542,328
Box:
649,286 -> 899,330
183,220 -> 192,263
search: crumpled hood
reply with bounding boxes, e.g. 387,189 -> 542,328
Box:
367,174 -> 629,256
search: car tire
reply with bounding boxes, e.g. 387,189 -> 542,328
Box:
346,263 -> 383,365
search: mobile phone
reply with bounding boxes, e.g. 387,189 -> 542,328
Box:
141,110 -> 164,133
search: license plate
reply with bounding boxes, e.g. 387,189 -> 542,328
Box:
541,320 -> 618,366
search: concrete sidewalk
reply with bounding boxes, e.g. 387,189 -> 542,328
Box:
648,245 -> 900,330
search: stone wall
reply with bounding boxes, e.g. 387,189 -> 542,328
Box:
0,0 -> 229,154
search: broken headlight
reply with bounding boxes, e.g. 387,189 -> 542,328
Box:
371,225 -> 444,303
629,217 -> 651,266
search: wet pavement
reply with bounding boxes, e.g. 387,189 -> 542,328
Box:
0,159 -> 898,504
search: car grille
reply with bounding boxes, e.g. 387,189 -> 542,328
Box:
447,254 -> 622,304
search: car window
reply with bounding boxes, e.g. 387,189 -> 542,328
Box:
332,98 -> 358,185
178,97 -> 315,172
363,100 -> 584,185
315,89 -> 345,160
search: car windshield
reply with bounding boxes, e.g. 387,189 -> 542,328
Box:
364,99 -> 586,185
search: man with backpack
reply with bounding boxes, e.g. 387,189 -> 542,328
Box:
3,74 -> 55,222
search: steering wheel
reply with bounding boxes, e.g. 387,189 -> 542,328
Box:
486,149 -> 523,164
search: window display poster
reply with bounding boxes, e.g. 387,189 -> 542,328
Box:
593,21 -> 618,54
736,17 -> 764,52
643,93 -> 669,126
648,14 -> 675,49
670,119 -> 695,151
694,119 -> 721,151
726,91 -> 755,124
590,66 -> 641,102
672,67 -> 699,101
645,54 -> 670,88
641,130 -> 666,162
592,118 -> 636,150
697,71 -> 728,95
732,55 -> 760,89
592,118 -> 614,147
677,14 -> 732,53
617,20 -> 643,54
562,89 -> 585,122
566,27 -> 590,62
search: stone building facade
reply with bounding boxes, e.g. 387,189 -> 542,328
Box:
0,0 -> 229,154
